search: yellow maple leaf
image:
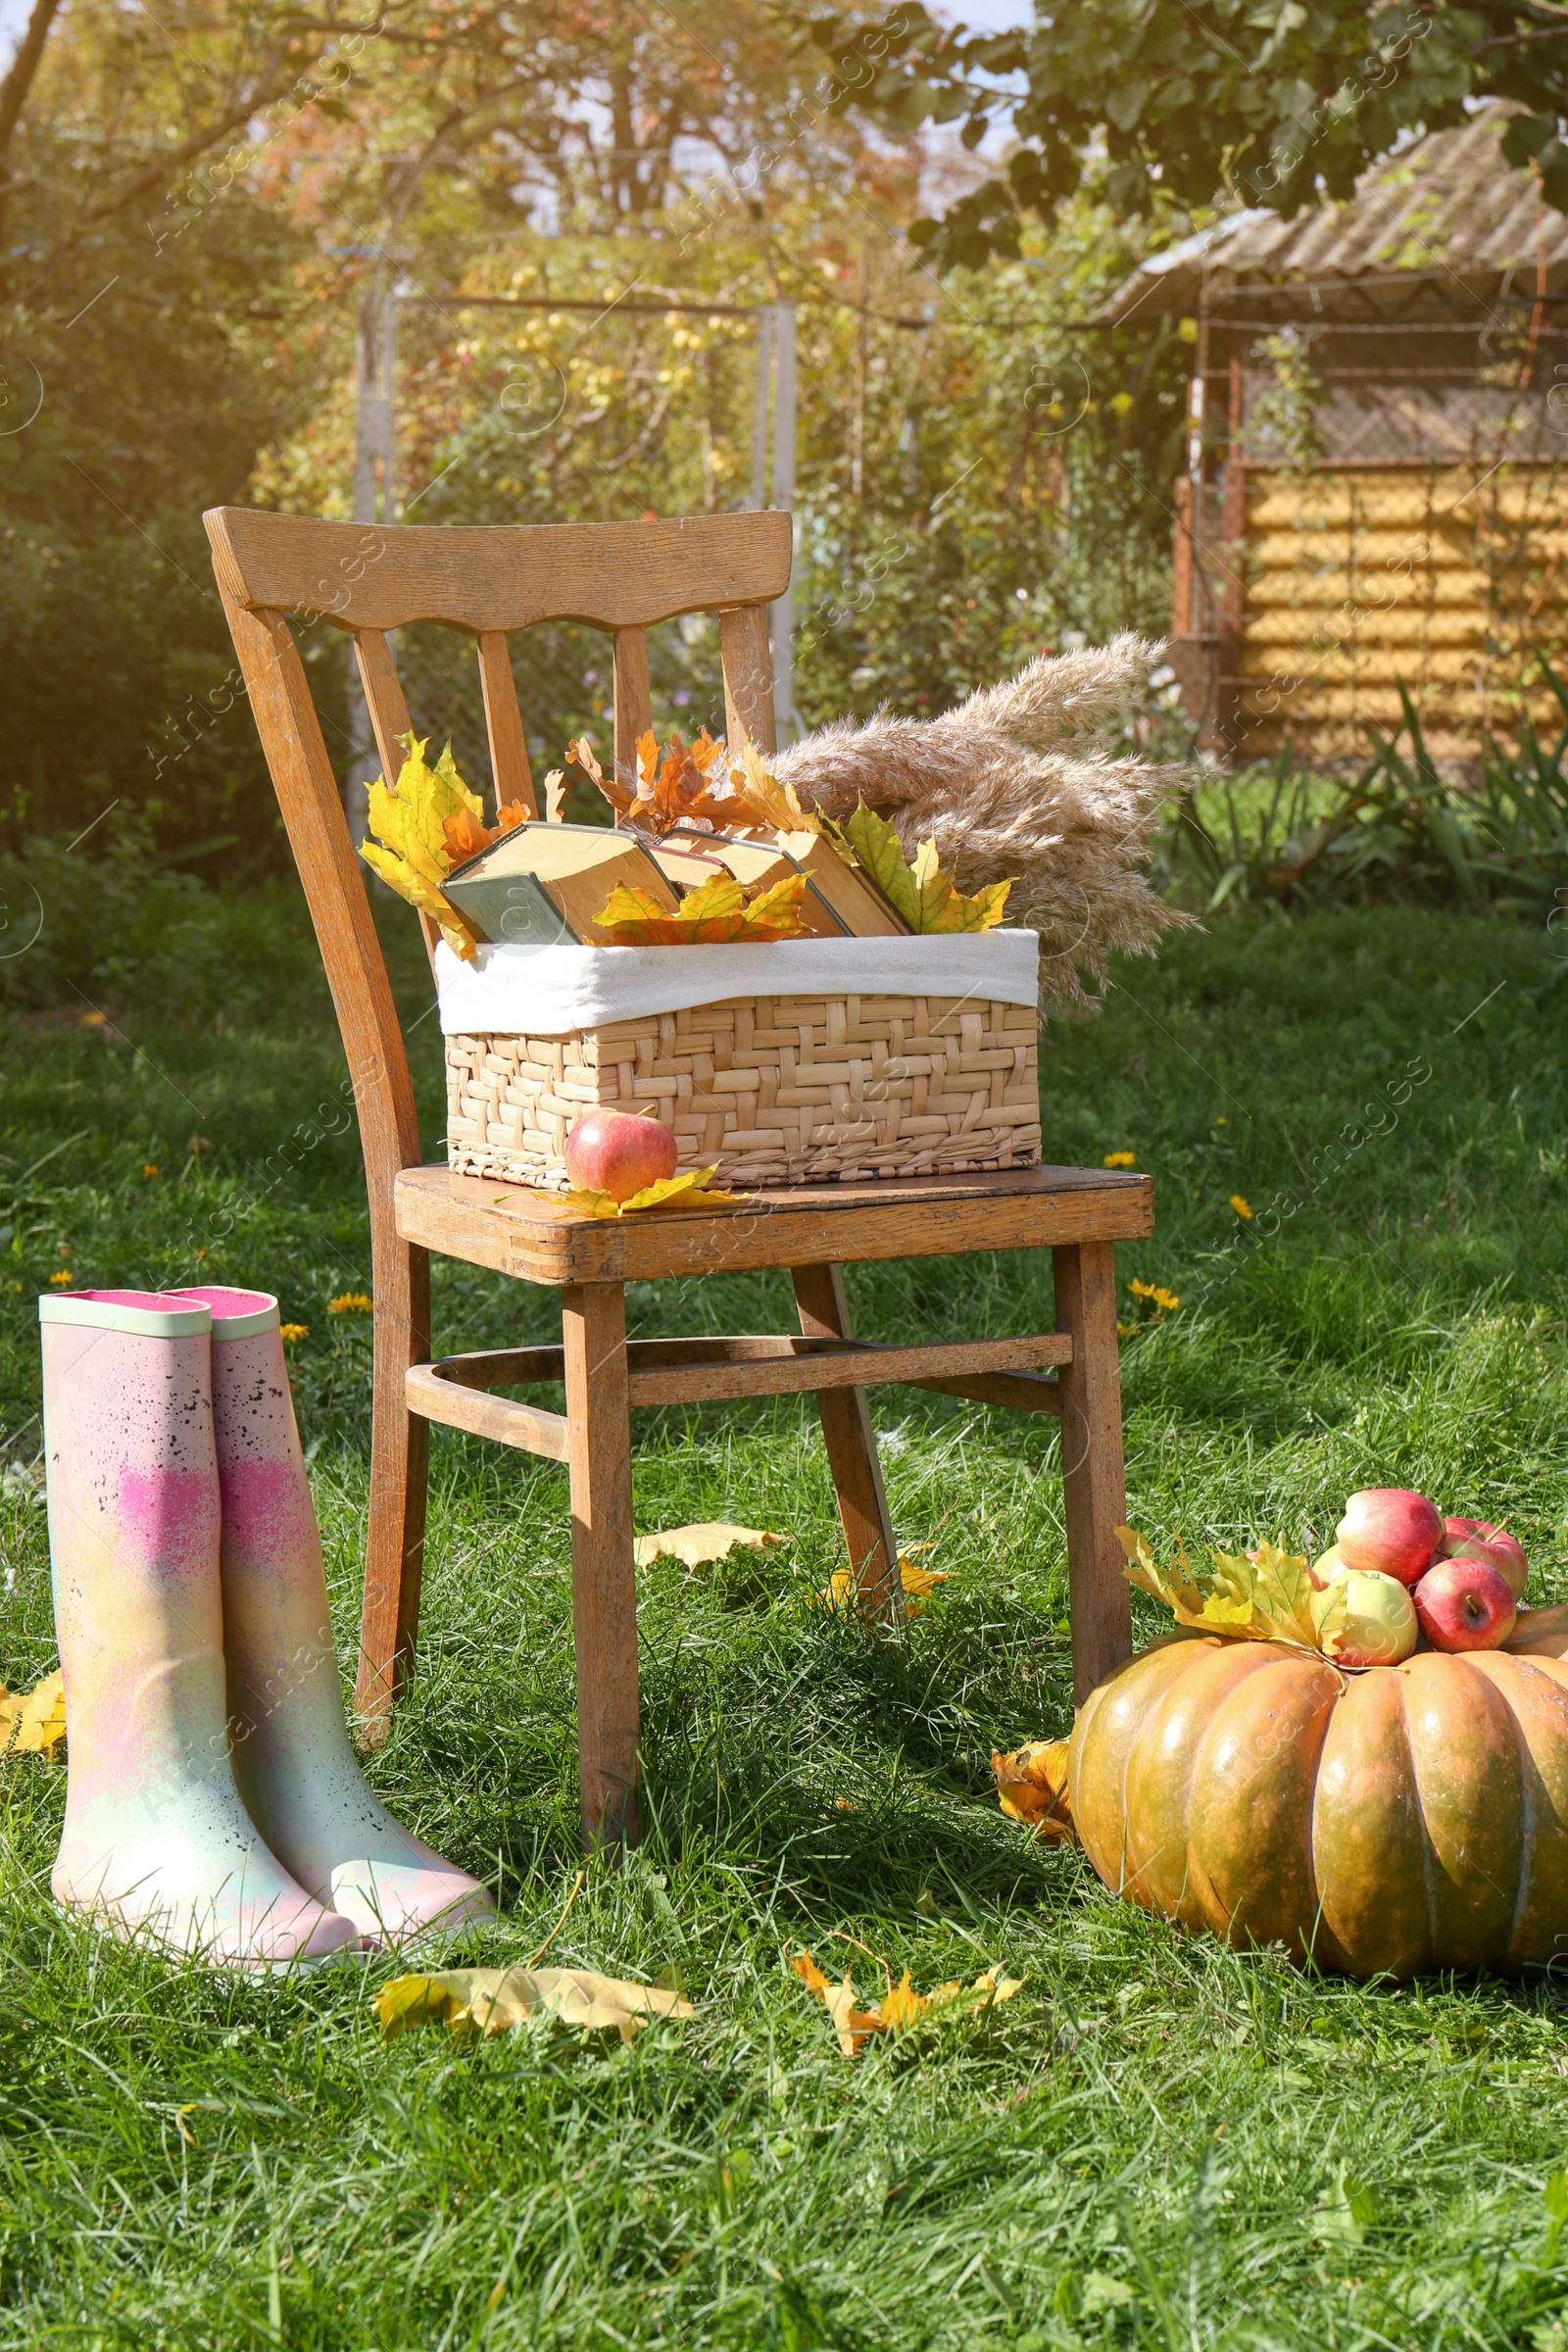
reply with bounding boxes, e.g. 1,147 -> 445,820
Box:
359,734 -> 486,960
722,724 -> 823,835
376,1965 -> 692,2048
563,1166 -> 742,1219
0,1668 -> 66,1755
791,1948 -> 1021,2058
821,1556 -> 949,1614
824,803 -> 1012,934
634,1523 -> 785,1569
593,871 -> 808,946
877,1971 -> 936,2031
1117,1526 -> 1322,1652
991,1737 -> 1076,1842
910,836 -> 1014,932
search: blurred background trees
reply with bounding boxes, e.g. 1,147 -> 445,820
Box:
0,0 -> 1190,868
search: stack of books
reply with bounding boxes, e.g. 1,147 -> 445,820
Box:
442,820 -> 909,948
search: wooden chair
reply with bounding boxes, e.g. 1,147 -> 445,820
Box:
206,505 -> 1152,1849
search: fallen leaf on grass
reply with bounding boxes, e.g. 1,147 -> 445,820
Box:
376,1965 -> 694,2047
991,1737 -> 1076,1842
0,1669 -> 65,1754
821,1557 -> 949,1614
563,1166 -> 745,1218
791,1949 -> 1021,2058
634,1523 -> 785,1570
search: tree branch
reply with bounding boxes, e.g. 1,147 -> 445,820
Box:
0,0 -> 63,164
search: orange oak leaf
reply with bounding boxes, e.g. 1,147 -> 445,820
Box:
568,734 -> 633,815
442,805 -> 492,863
991,1737 -> 1076,1842
791,1950 -> 885,2057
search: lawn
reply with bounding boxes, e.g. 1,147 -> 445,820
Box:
2,880 -> 1568,2349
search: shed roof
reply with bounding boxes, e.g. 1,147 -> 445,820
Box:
1102,106 -> 1568,325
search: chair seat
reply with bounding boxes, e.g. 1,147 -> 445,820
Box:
395,1161 -> 1155,1284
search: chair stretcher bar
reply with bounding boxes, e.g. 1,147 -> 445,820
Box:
407,1332 -> 1068,1458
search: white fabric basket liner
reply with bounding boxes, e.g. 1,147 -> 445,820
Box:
434,929 -> 1039,1038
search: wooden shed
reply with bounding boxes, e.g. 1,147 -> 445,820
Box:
1102,107 -> 1568,761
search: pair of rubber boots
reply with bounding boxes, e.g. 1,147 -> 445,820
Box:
40,1284 -> 492,1969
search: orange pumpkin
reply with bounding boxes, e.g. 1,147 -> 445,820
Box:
1069,1604 -> 1568,1977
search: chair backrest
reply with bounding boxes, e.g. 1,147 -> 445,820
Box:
204,506 -> 793,1194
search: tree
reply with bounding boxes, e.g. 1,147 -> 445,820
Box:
794,0 -> 1567,270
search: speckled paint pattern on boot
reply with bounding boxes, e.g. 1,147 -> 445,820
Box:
41,1290 -> 358,1970
173,1285 -> 494,1945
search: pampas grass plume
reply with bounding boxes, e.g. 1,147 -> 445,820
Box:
775,634 -> 1196,1003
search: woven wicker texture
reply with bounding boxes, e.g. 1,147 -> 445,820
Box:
446,992 -> 1041,1188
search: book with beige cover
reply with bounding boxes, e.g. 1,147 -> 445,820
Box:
443,823 -> 677,946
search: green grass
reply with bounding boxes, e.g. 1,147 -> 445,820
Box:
3,881 -> 1568,2348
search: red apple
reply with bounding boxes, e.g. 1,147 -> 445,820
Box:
564,1106 -> 678,1202
1412,1556 -> 1518,1653
1442,1515 -> 1528,1600
1335,1488 -> 1443,1586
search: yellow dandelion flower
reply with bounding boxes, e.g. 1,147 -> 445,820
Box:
142,1162 -> 159,1179
1230,1195 -> 1252,1219
1129,1278 -> 1181,1312
328,1293 -> 373,1314
47,1270 -> 73,1287
78,1010 -> 106,1029
279,1323 -> 308,1343
1103,1151 -> 1136,1168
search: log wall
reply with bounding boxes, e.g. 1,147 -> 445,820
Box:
1224,463 -> 1568,761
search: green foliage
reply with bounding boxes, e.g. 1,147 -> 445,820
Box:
4,887 -> 1568,2337
800,0 -> 1553,269
345,221 -> 1187,772
1168,675 -> 1568,918
0,0 -> 1191,861
0,816 -> 333,1012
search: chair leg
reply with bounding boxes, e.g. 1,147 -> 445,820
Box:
1054,1239 -> 1134,1705
562,1281 -> 641,1850
792,1263 -> 906,1631
354,1240 -> 431,1742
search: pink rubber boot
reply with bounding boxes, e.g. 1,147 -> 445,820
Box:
41,1292 -> 358,1969
172,1287 -> 494,1945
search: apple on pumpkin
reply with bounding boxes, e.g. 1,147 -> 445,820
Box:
1310,1567 -> 1418,1668
1335,1488 -> 1444,1587
1412,1555 -> 1518,1652
564,1105 -> 678,1202
1441,1515 -> 1528,1601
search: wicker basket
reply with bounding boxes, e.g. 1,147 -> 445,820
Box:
445,988 -> 1041,1188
